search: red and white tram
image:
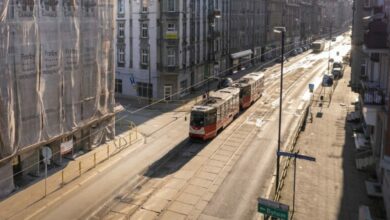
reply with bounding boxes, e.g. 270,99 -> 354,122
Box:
235,72 -> 264,110
189,87 -> 240,140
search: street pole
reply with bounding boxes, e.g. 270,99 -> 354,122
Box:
148,44 -> 152,104
293,156 -> 297,213
327,21 -> 333,74
276,29 -> 285,193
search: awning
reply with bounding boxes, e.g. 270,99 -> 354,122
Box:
230,50 -> 253,59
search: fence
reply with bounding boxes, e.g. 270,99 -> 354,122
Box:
274,102 -> 310,202
0,122 -> 140,220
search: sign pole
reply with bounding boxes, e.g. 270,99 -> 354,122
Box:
44,161 -> 47,197
293,156 -> 297,214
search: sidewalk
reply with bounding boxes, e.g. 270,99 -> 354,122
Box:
275,68 -> 384,219
0,128 -> 141,220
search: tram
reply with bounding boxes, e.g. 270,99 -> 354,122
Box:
189,87 -> 240,140
235,72 -> 265,110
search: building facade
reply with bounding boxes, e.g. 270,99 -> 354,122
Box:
350,0 -> 390,218
0,0 -> 116,197
115,0 -> 269,100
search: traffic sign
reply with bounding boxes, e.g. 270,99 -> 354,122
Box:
258,198 -> 289,220
277,151 -> 316,162
309,83 -> 314,93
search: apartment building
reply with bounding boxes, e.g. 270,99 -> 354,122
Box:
115,0 -> 269,100
266,0 -> 317,58
350,0 -> 390,218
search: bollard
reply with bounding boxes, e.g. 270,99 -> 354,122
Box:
135,127 -> 138,139
130,131 -> 132,145
94,153 -> 97,168
107,144 -> 110,158
79,161 -> 82,176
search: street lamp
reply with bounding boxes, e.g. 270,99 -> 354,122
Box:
206,10 -> 222,97
273,26 -> 286,194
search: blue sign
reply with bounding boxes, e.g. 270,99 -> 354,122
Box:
309,83 -> 314,93
277,151 -> 316,162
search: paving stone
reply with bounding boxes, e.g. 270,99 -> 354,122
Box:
130,209 -> 158,220
215,149 -> 233,157
154,187 -> 179,201
198,213 -> 224,220
202,191 -> 214,201
190,178 -> 213,188
195,200 -> 209,211
221,145 -> 236,152
207,160 -> 225,168
187,209 -> 203,220
202,166 -> 222,174
111,202 -> 138,215
212,155 -> 230,162
196,171 -> 218,181
160,211 -> 186,220
103,211 -> 127,220
168,201 -> 194,215
176,192 -> 201,205
184,184 -> 208,197
164,178 -> 187,190
142,197 -> 170,213
174,170 -> 196,180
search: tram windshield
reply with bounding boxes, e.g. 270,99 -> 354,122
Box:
190,111 -> 205,127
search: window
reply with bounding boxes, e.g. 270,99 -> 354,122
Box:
141,23 -> 148,38
167,23 -> 176,32
167,0 -> 175,12
142,0 -> 148,12
115,79 -> 123,93
118,22 -> 125,38
167,48 -> 176,67
141,49 -> 149,65
117,46 -> 125,67
137,82 -> 152,98
118,0 -> 125,14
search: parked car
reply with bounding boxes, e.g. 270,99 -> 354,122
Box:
275,55 -> 287,63
218,77 -> 233,89
296,48 -> 303,54
332,67 -> 343,79
322,73 -> 334,87
333,61 -> 343,69
290,50 -> 297,56
332,37 -> 336,42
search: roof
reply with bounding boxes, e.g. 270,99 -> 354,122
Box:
192,87 -> 239,112
243,72 -> 264,82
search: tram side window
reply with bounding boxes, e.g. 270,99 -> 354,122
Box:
205,110 -> 217,125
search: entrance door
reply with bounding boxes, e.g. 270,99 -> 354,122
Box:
164,85 -> 172,101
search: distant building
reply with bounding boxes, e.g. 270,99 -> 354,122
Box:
115,0 -> 268,100
0,0 -> 116,197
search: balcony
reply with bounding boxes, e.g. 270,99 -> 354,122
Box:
363,19 -> 388,53
360,80 -> 385,105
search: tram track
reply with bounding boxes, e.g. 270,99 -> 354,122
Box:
90,52 -> 329,219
